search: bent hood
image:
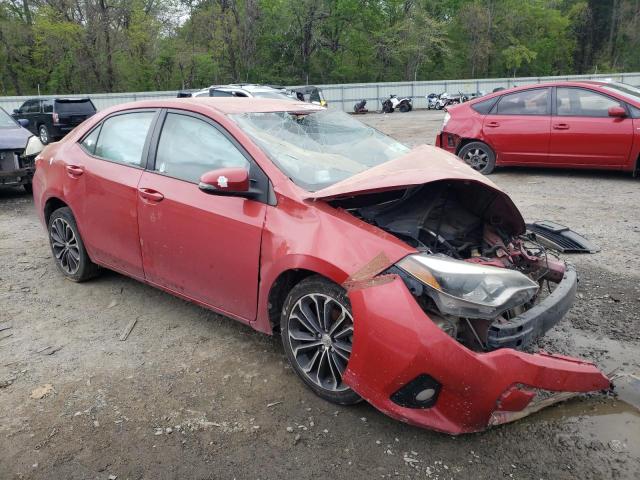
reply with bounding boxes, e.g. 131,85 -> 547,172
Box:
305,144 -> 525,235
0,126 -> 31,150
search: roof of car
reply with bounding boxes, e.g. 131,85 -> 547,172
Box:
128,97 -> 324,115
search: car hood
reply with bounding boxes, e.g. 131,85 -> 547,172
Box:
0,126 -> 31,150
305,144 -> 525,234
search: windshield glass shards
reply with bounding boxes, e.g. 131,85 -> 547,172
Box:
230,109 -> 409,191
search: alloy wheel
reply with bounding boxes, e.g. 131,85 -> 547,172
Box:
463,148 -> 489,170
50,217 -> 81,275
287,293 -> 353,392
39,126 -> 48,144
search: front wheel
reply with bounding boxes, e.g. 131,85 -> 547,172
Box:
399,102 -> 410,113
458,141 -> 496,174
48,207 -> 100,282
281,276 -> 361,405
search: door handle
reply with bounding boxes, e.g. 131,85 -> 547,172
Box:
65,165 -> 84,177
553,123 -> 570,130
485,121 -> 500,128
138,188 -> 164,203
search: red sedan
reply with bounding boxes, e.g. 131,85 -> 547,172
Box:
436,81 -> 640,175
32,98 -> 609,434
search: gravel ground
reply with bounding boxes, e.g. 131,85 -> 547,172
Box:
1,109 -> 639,479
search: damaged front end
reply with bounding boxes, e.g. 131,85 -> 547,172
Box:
315,167 -> 611,433
332,179 -> 574,354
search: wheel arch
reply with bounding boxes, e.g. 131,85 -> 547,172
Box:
44,196 -> 69,226
257,254 -> 350,335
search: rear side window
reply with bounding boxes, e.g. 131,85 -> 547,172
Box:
94,112 -> 155,167
80,126 -> 101,155
556,88 -> 624,117
471,97 -> 498,114
496,89 -> 549,115
43,101 -> 53,113
54,99 -> 96,115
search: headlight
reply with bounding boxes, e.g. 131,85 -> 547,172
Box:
442,112 -> 451,128
25,135 -> 44,157
397,254 -> 539,319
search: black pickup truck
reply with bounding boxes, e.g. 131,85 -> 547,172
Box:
12,97 -> 96,145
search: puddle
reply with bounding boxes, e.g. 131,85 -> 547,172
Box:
529,396 -> 640,457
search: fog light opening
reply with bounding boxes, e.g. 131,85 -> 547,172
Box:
390,374 -> 441,409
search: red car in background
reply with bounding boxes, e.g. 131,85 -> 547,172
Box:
32,98 -> 610,434
436,81 -> 640,175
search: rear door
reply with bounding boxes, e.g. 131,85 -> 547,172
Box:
482,88 -> 551,165
136,110 -> 267,321
72,109 -> 158,278
549,87 -> 633,167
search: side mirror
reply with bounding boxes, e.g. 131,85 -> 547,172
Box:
199,167 -> 253,197
18,118 -> 29,127
608,106 -> 626,118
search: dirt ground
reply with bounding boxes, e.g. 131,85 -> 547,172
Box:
1,109 -> 639,480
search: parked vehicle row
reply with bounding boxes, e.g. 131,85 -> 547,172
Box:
437,80 -> 640,175
178,84 -> 329,107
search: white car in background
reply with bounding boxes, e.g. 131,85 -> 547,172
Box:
189,84 -> 293,100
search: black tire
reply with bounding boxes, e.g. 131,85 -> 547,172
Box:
23,182 -> 33,194
281,275 -> 361,405
39,124 -> 50,145
48,207 -> 99,282
458,141 -> 496,174
399,102 -> 410,113
382,104 -> 393,113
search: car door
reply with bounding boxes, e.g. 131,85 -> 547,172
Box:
549,87 -> 633,167
72,109 -> 159,279
482,88 -> 551,165
14,100 -> 37,135
136,110 -> 267,322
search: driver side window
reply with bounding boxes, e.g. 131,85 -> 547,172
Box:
154,113 -> 249,183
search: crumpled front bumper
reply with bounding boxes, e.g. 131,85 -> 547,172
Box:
342,275 -> 611,434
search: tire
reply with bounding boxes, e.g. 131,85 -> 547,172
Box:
458,141 -> 496,175
39,124 -> 50,145
382,104 -> 393,113
281,275 -> 361,405
435,103 -> 443,110
23,182 -> 33,194
399,102 -> 410,113
48,207 -> 99,282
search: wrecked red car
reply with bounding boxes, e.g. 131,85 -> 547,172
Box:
32,98 -> 610,434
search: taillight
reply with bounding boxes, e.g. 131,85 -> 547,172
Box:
52,113 -> 59,125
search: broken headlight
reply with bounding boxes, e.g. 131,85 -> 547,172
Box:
396,254 -> 539,319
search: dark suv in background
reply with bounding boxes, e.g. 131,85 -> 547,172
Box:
12,98 -> 96,144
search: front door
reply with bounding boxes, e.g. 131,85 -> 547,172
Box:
549,87 -> 633,167
482,87 -> 551,165
137,110 -> 266,321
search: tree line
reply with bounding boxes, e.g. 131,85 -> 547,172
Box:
1,0 -> 639,96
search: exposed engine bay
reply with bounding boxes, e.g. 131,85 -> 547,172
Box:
331,180 -> 569,352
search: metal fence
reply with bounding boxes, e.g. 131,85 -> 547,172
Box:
2,72 -> 639,113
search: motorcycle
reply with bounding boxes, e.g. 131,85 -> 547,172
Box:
353,99 -> 368,114
381,94 -> 413,113
426,93 -> 439,110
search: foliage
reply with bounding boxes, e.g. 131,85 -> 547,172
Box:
0,0 -> 639,95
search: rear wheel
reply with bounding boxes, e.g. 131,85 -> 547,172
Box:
458,141 -> 496,174
399,102 -> 410,113
48,207 -> 99,282
281,276 -> 361,405
39,125 -> 50,145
